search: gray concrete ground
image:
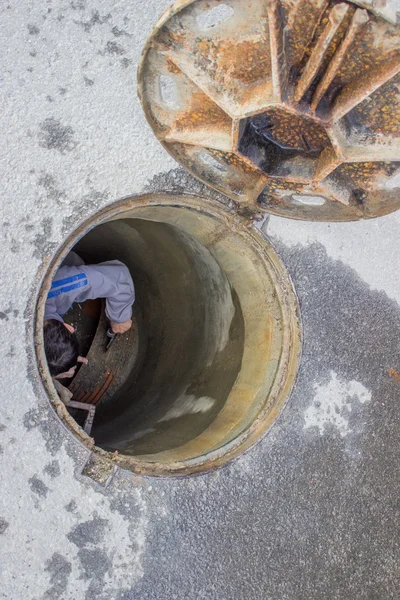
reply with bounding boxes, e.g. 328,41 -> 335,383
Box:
1,1 -> 400,599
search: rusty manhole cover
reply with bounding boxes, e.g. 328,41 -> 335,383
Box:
139,0 -> 400,221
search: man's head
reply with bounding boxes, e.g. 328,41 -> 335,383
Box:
44,320 -> 80,379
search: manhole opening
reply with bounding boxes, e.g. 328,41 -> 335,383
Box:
36,195 -> 301,476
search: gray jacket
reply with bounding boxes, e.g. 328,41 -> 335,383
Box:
44,261 -> 135,324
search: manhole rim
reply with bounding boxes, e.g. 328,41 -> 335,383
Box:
35,192 -> 302,477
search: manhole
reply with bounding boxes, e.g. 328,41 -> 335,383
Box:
139,0 -> 400,221
35,194 -> 301,476
36,0 -> 400,476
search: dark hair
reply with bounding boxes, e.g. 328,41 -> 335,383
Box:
44,320 -> 79,377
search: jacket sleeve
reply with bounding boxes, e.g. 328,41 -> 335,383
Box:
44,294 -> 64,323
83,261 -> 135,323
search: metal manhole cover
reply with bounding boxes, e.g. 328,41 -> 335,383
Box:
139,0 -> 400,221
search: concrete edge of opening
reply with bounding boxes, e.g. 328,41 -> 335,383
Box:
34,193 -> 302,477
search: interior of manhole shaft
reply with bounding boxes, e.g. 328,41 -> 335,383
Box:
139,0 -> 400,221
37,196 -> 301,477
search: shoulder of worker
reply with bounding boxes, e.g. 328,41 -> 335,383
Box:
80,261 -> 135,300
81,261 -> 134,284
49,265 -> 91,296
52,261 -> 131,285
48,262 -> 134,303
44,265 -> 91,322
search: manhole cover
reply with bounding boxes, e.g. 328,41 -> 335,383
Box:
139,0 -> 400,221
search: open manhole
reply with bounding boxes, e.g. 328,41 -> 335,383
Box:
35,0 -> 400,477
35,194 -> 301,476
139,0 -> 400,221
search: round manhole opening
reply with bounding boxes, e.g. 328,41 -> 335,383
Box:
35,194 -> 301,476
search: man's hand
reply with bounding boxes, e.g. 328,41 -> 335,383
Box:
54,356 -> 88,380
111,319 -> 132,334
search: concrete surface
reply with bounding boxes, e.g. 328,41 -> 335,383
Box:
1,1 -> 400,599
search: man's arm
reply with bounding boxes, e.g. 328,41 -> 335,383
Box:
83,261 -> 135,332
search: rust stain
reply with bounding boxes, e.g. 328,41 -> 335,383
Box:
211,149 -> 266,176
298,2 -> 355,73
388,368 -> 400,382
166,58 -> 181,74
173,91 -> 231,130
155,26 -> 186,51
195,38 -> 271,85
257,107 -> 330,153
334,161 -> 398,194
294,3 -> 354,103
284,0 -> 329,69
344,72 -> 400,138
334,22 -> 400,88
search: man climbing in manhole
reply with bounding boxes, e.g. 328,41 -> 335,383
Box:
43,251 -> 135,381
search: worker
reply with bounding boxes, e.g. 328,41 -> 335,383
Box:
44,251 -> 135,380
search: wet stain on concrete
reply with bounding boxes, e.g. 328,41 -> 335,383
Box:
70,0 -> 87,9
27,24 -> 40,35
3,234 -> 14,254
61,189 -> 110,235
144,166 -> 233,209
78,547 -> 112,600
0,307 -> 19,321
67,517 -> 112,598
37,173 -> 67,205
29,475 -> 49,498
6,345 -> 15,358
65,500 -> 77,513
74,11 -> 111,33
44,460 -> 61,479
111,26 -> 131,38
23,406 -> 65,456
23,408 -> 44,432
0,518 -> 9,534
103,41 -> 125,56
38,118 -> 77,154
32,217 -> 54,259
120,58 -> 132,69
83,76 -> 94,87
79,547 -> 112,580
43,553 -> 72,600
10,238 -> 20,253
67,516 -> 108,548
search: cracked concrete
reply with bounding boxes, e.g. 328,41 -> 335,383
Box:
1,1 -> 400,599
